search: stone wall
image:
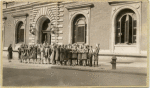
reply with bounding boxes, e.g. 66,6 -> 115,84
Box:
3,1 -> 148,54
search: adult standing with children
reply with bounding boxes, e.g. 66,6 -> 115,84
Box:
60,44 -> 65,65
55,45 -> 60,65
94,44 -> 100,67
7,44 -> 13,62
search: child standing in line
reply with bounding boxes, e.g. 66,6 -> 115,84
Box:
81,45 -> 88,66
88,46 -> 93,67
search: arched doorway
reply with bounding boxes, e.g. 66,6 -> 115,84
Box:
37,17 -> 51,44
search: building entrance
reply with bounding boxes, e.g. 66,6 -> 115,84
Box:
40,18 -> 51,44
41,32 -> 51,44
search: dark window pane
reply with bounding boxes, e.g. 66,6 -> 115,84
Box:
20,29 -> 24,42
133,36 -> 136,43
133,20 -> 136,27
77,26 -> 84,42
115,9 -> 136,45
133,29 -> 136,35
117,21 -> 120,28
129,16 -> 132,43
17,22 -> 24,43
73,14 -> 86,44
121,16 -> 126,43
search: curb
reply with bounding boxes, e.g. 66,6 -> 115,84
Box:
51,66 -> 147,76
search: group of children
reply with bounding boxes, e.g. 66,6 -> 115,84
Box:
18,43 -> 100,67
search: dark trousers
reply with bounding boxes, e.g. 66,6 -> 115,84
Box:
94,59 -> 98,66
87,57 -> 92,66
78,59 -> 82,66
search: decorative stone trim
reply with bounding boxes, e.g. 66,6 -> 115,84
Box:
29,37 -> 35,40
67,2 -> 91,44
57,43 -> 63,45
58,5 -> 64,8
27,2 -> 64,44
51,37 -> 63,40
59,8 -> 64,12
29,43 -> 34,45
12,13 -> 29,18
31,6 -> 60,29
3,2 -> 57,12
110,2 -> 142,54
51,34 -> 58,37
51,37 -> 56,40
58,14 -> 64,17
57,37 -> 63,40
58,24 -> 63,28
65,3 -> 94,10
108,1 -> 141,6
58,30 -> 63,34
51,40 -> 56,42
13,17 -> 27,49
58,19 -> 63,22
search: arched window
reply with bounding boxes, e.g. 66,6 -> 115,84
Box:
73,14 -> 86,44
16,21 -> 24,43
115,9 -> 137,45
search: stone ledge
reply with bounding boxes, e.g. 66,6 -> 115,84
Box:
108,1 -> 141,6
98,53 -> 147,58
12,13 -> 29,18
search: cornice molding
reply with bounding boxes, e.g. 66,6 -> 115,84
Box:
108,1 -> 142,6
65,3 -> 94,10
12,13 -> 29,18
3,2 -> 59,13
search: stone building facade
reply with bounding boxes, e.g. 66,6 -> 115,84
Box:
2,1 -> 148,57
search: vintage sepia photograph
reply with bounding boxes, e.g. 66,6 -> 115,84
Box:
1,0 -> 149,87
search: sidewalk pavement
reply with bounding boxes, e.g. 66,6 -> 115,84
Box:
51,63 -> 147,76
2,57 -> 147,76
